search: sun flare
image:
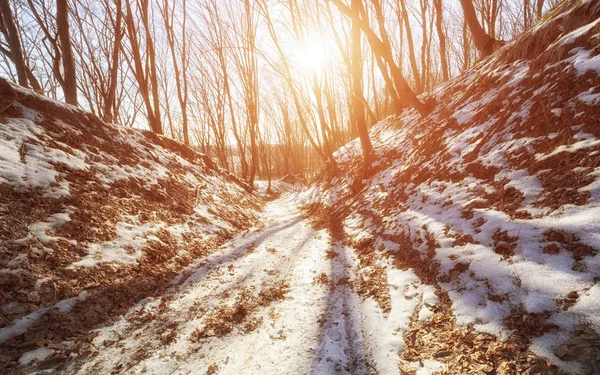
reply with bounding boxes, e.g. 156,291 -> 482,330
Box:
299,38 -> 330,73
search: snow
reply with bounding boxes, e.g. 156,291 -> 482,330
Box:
296,7 -> 600,372
568,48 -> 600,77
69,220 -> 161,267
0,116 -> 72,197
18,347 -> 55,366
577,88 -> 600,105
535,135 -> 600,161
555,17 -> 600,46
4,1 -> 600,373
34,195 -> 435,375
570,284 -> 600,331
54,198 -> 324,374
1,83 -> 269,375
530,332 -> 585,374
24,207 -> 76,246
0,291 -> 88,345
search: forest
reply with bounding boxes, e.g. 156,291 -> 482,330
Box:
2,0 -> 554,183
1,0 -> 600,374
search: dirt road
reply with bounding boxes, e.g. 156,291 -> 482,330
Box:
54,194 -> 412,375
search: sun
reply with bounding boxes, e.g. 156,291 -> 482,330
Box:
298,37 -> 330,73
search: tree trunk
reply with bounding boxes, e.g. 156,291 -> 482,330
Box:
103,0 -> 122,123
124,0 -> 162,134
419,0 -> 428,91
536,0 -> 545,19
434,0 -> 449,82
524,0 -> 531,30
462,19 -> 471,71
162,0 -> 189,144
460,0 -> 500,57
57,0 -> 77,105
399,0 -> 422,93
331,0 -> 427,114
0,0 -> 28,87
141,0 -> 162,134
351,0 -> 373,163
369,0 -> 402,108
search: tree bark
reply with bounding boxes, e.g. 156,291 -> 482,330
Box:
103,0 -> 122,123
461,19 -> 471,71
460,0 -> 500,57
57,0 -> 77,105
524,0 -> 531,30
351,0 -> 373,162
140,0 -> 162,134
399,0 -> 422,93
434,0 -> 449,82
0,0 -> 28,87
419,0 -> 428,91
536,0 -> 545,19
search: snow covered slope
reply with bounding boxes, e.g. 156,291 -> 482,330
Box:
303,1 -> 600,373
0,82 -> 260,367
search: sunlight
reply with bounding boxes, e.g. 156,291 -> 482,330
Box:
298,37 -> 330,74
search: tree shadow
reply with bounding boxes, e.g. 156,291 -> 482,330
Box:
0,210 -> 305,370
343,184 -> 597,350
309,205 -> 367,374
179,215 -> 304,286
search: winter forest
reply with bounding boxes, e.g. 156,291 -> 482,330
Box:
2,0 -> 556,183
1,0 -> 600,374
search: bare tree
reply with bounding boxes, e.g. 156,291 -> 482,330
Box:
330,0 -> 429,114
434,0 -> 449,82
351,0 -> 372,162
123,0 -> 162,134
57,0 -> 77,105
2,0 -> 554,181
104,0 -> 123,123
460,0 -> 502,57
0,0 -> 28,87
161,0 -> 190,145
536,0 -> 545,19
257,0 -> 335,166
231,0 -> 260,187
398,0 -> 422,93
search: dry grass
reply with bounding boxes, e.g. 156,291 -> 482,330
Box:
495,0 -> 600,68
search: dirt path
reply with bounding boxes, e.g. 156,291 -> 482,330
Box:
18,193 -> 568,375
51,194 -> 391,375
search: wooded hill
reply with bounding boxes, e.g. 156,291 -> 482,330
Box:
303,1 -> 600,373
0,81 -> 261,367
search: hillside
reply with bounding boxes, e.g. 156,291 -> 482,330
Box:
303,0 -> 600,373
0,81 -> 261,369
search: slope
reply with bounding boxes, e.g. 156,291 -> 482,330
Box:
302,0 -> 600,373
0,81 -> 260,369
